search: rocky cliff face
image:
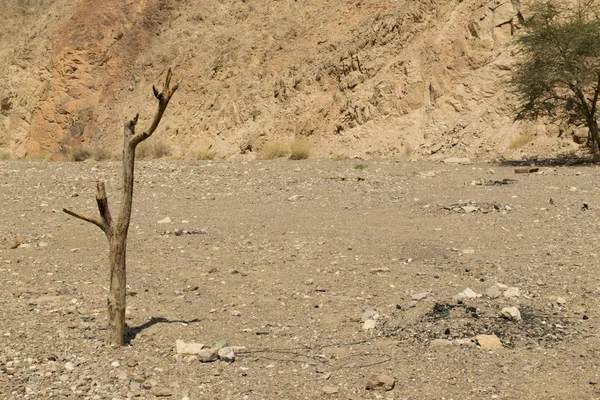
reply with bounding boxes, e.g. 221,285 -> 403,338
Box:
0,0 -> 581,160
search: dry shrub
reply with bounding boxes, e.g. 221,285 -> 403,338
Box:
259,142 -> 289,160
0,151 -> 12,161
508,135 -> 534,150
91,146 -> 111,161
289,137 -> 310,160
71,147 -> 91,162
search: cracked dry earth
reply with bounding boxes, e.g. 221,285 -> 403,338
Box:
1,159 -> 600,400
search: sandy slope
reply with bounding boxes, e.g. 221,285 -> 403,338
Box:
0,0 -> 584,160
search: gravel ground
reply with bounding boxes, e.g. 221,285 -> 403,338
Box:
1,159 -> 600,399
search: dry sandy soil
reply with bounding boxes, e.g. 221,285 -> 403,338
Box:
2,159 -> 600,399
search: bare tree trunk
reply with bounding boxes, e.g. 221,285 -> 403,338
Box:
63,69 -> 180,346
107,237 -> 127,344
591,119 -> 599,163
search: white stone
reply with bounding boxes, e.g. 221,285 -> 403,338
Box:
362,319 -> 376,330
175,340 -> 205,355
501,306 -> 522,321
362,310 -> 379,321
411,292 -> 429,301
158,217 -> 172,224
504,287 -> 520,298
218,347 -> 236,363
455,288 -> 477,299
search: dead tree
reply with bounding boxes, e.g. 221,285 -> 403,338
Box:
63,69 -> 180,346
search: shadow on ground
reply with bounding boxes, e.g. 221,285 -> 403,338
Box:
125,317 -> 202,344
498,152 -> 594,167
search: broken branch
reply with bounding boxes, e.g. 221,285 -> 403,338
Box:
131,68 -> 181,147
62,208 -> 106,232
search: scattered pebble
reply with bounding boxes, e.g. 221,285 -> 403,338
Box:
430,339 -> 453,347
410,292 -> 429,301
362,310 -> 379,321
501,306 -> 522,321
485,285 -> 503,299
362,319 -> 377,330
175,340 -> 205,355
323,385 -> 339,394
198,348 -> 219,363
454,288 -> 478,299
218,347 -> 236,363
365,374 -> 395,391
475,334 -> 503,350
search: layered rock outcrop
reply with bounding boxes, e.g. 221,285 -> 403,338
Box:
0,0 -> 581,160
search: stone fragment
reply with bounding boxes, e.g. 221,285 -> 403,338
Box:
493,2 -> 516,26
362,319 -> 376,330
556,297 -> 567,305
64,362 -> 75,372
485,286 -> 502,299
323,385 -> 339,394
218,347 -> 236,363
430,339 -> 453,347
443,157 -> 471,164
370,267 -> 391,273
153,387 -> 173,397
366,374 -> 395,391
501,306 -> 522,321
454,288 -> 477,299
410,292 -> 429,301
362,310 -> 379,321
198,348 -> 219,362
514,167 -> 539,174
158,217 -> 172,224
504,287 -> 520,298
175,340 -> 204,355
475,334 -> 503,350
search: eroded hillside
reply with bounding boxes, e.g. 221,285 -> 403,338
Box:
0,0 -> 583,160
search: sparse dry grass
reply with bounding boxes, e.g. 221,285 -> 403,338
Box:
137,139 -> 172,159
331,153 -> 348,161
0,151 -> 12,161
289,137 -> 310,160
259,142 -> 289,160
508,135 -> 534,150
354,163 -> 368,170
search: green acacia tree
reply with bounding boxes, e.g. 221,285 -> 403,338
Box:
511,0 -> 600,162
